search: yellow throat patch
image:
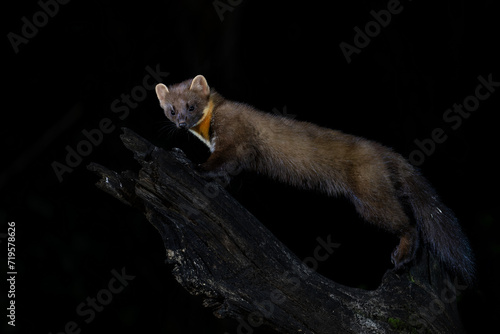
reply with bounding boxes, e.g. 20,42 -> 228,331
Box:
189,98 -> 214,149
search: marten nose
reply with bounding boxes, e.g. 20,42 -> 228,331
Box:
179,122 -> 187,129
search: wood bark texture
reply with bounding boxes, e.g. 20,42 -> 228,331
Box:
88,128 -> 466,334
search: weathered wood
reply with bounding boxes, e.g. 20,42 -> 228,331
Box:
88,128 -> 466,334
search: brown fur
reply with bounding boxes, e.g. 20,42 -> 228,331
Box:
155,75 -> 475,283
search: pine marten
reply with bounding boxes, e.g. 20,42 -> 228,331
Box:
154,75 -> 475,283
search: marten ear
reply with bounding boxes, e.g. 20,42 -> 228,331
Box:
190,75 -> 210,97
155,83 -> 169,102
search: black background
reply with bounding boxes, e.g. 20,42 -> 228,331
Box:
2,0 -> 499,333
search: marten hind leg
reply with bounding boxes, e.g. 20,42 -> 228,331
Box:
391,225 -> 419,269
351,193 -> 418,269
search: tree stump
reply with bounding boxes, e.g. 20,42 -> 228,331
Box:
88,128 -> 467,334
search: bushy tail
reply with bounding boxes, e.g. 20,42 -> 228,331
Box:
401,166 -> 475,284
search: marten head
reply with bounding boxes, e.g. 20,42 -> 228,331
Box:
155,75 -> 211,130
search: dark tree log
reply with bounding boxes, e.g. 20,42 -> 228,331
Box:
88,128 -> 467,334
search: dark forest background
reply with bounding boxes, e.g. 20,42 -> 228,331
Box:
2,0 -> 499,333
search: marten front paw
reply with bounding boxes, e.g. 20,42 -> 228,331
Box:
196,163 -> 231,184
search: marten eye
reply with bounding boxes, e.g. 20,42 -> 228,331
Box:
170,107 -> 176,116
188,105 -> 195,112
